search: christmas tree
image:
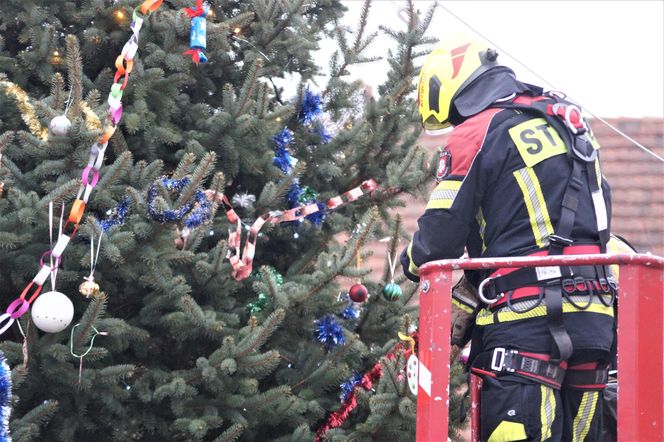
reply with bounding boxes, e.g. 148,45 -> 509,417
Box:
0,0 -> 467,440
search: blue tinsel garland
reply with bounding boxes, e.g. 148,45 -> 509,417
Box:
339,372 -> 363,402
98,196 -> 132,232
272,128 -> 297,174
299,87 -> 323,125
147,177 -> 212,229
339,304 -> 360,320
314,315 -> 345,350
0,351 -> 12,442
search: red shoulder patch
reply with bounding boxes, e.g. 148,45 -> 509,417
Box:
446,108 -> 502,176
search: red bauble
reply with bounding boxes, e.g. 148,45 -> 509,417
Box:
349,283 -> 369,303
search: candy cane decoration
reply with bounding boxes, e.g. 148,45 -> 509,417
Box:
211,179 -> 378,281
0,0 -> 164,336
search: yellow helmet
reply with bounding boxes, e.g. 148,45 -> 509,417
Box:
418,36 -> 500,131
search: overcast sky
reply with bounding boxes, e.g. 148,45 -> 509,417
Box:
319,0 -> 664,119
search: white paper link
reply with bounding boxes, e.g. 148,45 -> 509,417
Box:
51,234 -> 71,259
107,95 -> 122,110
33,264 -> 53,286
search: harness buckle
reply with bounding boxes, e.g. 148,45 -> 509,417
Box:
491,347 -> 505,371
490,347 -> 516,373
548,234 -> 573,248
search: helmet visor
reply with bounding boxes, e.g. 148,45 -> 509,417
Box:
422,114 -> 452,133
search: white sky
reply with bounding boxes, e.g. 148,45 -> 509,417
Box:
318,0 -> 664,118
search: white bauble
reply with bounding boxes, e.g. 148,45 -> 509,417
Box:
31,291 -> 74,333
49,115 -> 72,135
406,354 -> 419,396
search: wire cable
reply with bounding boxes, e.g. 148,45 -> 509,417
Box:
439,3 -> 664,162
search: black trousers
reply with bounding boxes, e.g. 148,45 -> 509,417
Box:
480,373 -> 605,441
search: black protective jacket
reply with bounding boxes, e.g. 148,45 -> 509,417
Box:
400,99 -> 611,282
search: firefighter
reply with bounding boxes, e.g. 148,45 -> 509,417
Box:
401,35 -> 616,441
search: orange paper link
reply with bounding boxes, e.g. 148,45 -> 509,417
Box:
140,0 -> 163,15
68,199 -> 86,224
100,126 -> 117,144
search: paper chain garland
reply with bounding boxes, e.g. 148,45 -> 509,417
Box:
0,0 -> 164,336
0,0 -> 377,336
214,179 -> 377,281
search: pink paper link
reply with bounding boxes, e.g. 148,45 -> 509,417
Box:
6,298 -> 30,319
81,166 -> 100,187
111,105 -> 123,125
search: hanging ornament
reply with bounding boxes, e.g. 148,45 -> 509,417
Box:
349,249 -> 369,303
49,50 -> 63,66
184,0 -> 208,64
79,276 -> 100,298
30,291 -> 74,333
70,324 -> 108,384
80,230 -> 103,298
406,353 -> 419,396
49,115 -> 72,135
382,282 -> 403,301
349,283 -> 369,303
383,246 -> 403,301
31,202 -> 73,333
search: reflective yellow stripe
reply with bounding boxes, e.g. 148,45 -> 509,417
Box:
407,242 -> 419,276
513,167 -> 554,248
540,385 -> 555,441
573,391 -> 599,442
488,421 -> 527,442
476,301 -> 614,326
594,159 -> 602,188
476,207 -> 487,253
426,180 -> 462,210
452,297 -> 474,314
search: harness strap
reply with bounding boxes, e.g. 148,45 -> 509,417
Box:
472,348 -> 566,389
564,362 -> 609,390
488,265 -> 600,297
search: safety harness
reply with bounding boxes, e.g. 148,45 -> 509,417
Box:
472,92 -> 613,389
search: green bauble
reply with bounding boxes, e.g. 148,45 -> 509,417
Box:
382,282 -> 402,301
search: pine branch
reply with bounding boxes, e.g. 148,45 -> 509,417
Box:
235,308 -> 285,359
65,35 -> 84,116
73,293 -> 108,350
37,178 -> 79,210
233,59 -> 263,118
51,73 -> 66,112
212,423 -> 245,442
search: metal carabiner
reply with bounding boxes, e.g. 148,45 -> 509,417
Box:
478,276 -> 501,305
